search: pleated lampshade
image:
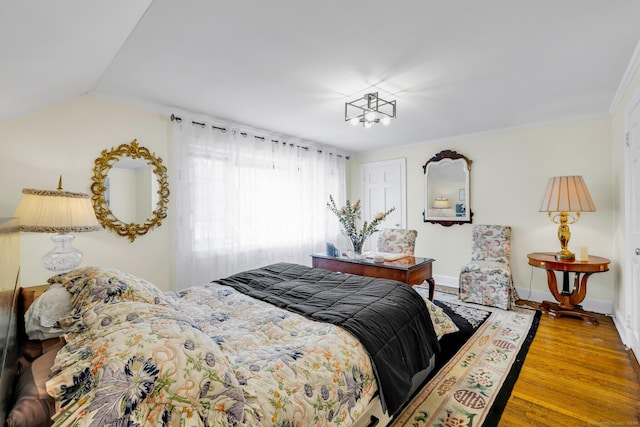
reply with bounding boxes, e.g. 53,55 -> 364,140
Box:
432,197 -> 451,209
13,179 -> 100,273
14,188 -> 100,232
538,176 -> 596,213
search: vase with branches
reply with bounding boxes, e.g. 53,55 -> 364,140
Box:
327,195 -> 395,258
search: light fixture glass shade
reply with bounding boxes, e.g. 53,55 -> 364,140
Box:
14,186 -> 100,273
432,197 -> 451,209
538,176 -> 596,213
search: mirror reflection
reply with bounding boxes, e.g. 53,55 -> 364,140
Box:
423,150 -> 472,226
105,158 -> 158,224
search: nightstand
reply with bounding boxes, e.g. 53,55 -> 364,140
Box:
527,252 -> 610,325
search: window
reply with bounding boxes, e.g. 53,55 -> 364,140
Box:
174,120 -> 345,288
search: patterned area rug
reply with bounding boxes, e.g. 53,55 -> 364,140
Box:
392,294 -> 540,427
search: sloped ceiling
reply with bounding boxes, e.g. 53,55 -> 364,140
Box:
0,1 -> 153,124
2,1 -> 640,153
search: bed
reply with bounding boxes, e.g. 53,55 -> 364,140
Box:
2,258 -> 460,426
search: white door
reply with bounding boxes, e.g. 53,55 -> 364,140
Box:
360,159 -> 406,251
625,95 -> 640,358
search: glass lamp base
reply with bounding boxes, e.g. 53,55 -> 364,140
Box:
42,233 -> 83,273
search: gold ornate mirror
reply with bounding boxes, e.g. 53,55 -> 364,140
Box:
91,139 -> 169,242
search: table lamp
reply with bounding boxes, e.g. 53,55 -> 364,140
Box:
13,176 -> 100,273
432,196 -> 451,209
538,175 -> 596,261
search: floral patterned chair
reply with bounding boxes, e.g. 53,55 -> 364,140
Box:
459,225 -> 519,310
376,229 -> 418,255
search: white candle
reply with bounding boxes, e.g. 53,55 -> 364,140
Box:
576,245 -> 589,261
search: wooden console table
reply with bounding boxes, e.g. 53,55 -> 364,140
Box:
311,253 -> 436,300
527,252 -> 610,325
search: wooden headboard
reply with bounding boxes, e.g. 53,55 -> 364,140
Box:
0,218 -> 21,425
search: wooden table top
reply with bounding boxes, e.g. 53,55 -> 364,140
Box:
311,253 -> 434,271
527,252 -> 610,273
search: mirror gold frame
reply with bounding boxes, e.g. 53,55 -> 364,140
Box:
91,139 -> 169,242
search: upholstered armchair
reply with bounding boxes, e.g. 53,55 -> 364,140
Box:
376,229 -> 418,255
459,225 -> 519,310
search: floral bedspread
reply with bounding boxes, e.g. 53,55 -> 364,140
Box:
45,268 -> 378,427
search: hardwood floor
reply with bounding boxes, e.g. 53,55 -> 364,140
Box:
500,302 -> 640,426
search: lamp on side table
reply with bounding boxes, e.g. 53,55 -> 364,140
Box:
13,176 -> 100,273
538,176 -> 596,261
527,252 -> 610,325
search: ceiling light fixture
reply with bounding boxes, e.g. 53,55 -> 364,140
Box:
345,92 -> 396,128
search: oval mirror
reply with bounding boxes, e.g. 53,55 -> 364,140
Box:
423,150 -> 472,226
91,139 -> 169,241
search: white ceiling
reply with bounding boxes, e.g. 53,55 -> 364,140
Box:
2,1 -> 640,153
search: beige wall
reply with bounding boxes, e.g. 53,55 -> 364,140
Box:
350,116 -> 616,311
0,96 -> 175,290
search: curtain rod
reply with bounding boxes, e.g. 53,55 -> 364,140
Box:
171,114 -> 227,132
171,113 -> 348,159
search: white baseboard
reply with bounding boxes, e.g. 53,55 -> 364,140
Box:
611,304 -> 629,347
433,274 -> 459,288
434,274 -> 614,315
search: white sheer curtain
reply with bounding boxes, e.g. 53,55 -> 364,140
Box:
173,116 -> 346,289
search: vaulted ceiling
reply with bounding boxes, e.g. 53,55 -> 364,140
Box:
2,1 -> 640,153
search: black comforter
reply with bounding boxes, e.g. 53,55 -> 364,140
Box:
215,262 -> 440,414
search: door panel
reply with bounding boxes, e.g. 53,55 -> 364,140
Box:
626,97 -> 640,358
361,159 -> 406,251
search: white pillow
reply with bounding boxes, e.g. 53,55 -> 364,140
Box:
24,283 -> 73,340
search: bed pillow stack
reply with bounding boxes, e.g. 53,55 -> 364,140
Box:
24,283 -> 72,340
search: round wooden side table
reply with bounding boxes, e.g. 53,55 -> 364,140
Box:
527,252 -> 610,325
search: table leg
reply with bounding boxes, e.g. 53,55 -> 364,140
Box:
557,271 -> 575,310
545,270 -> 567,307
540,270 -> 597,325
539,301 -> 598,325
425,277 -> 435,301
569,272 -> 592,306
561,271 -> 571,295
